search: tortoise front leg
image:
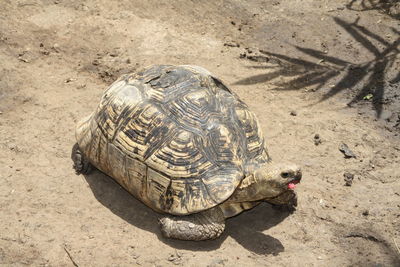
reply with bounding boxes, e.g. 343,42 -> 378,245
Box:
71,143 -> 93,175
266,190 -> 298,212
159,207 -> 225,241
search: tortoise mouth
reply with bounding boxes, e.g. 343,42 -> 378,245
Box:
287,176 -> 301,184
287,178 -> 301,190
290,179 -> 301,184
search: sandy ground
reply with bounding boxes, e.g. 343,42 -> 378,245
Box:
1,0 -> 400,266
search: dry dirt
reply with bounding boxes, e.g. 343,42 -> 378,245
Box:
1,0 -> 400,266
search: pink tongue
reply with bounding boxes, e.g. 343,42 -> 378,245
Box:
288,183 -> 296,190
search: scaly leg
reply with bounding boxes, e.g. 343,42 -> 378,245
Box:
71,143 -> 93,175
159,207 -> 225,241
266,190 -> 298,212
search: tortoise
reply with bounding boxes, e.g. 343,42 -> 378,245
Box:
72,65 -> 302,241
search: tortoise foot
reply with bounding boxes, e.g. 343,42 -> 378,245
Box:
159,207 -> 225,241
71,143 -> 93,175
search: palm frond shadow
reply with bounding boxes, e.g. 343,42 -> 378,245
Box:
346,0 -> 400,19
235,17 -> 399,117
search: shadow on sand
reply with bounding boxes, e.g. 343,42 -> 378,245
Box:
84,170 -> 292,255
346,0 -> 400,20
235,16 -> 399,117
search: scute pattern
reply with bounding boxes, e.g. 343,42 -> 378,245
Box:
234,101 -> 270,169
95,78 -> 144,141
146,130 -> 213,178
163,89 -> 218,130
207,124 -> 241,168
161,178 -> 217,214
76,65 -> 270,215
115,104 -> 175,161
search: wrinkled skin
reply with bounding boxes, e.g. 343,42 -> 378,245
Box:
267,190 -> 298,212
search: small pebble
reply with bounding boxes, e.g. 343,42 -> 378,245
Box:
314,134 -> 322,145
339,143 -> 356,158
290,110 -> 297,116
52,43 -> 60,52
343,172 -> 354,186
18,56 -> 30,63
223,41 -> 240,48
245,47 -> 253,53
64,78 -> 76,83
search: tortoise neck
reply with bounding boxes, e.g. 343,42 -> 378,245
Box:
227,163 -> 284,203
226,173 -> 264,203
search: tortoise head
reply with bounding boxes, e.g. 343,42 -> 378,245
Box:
252,162 -> 302,200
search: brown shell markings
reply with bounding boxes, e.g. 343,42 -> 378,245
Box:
75,65 -> 269,215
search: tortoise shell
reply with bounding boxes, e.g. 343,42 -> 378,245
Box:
75,65 -> 269,215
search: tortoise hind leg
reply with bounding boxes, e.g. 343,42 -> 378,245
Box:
159,207 -> 225,241
71,143 -> 93,175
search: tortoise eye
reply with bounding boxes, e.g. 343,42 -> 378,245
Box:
281,172 -> 290,178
